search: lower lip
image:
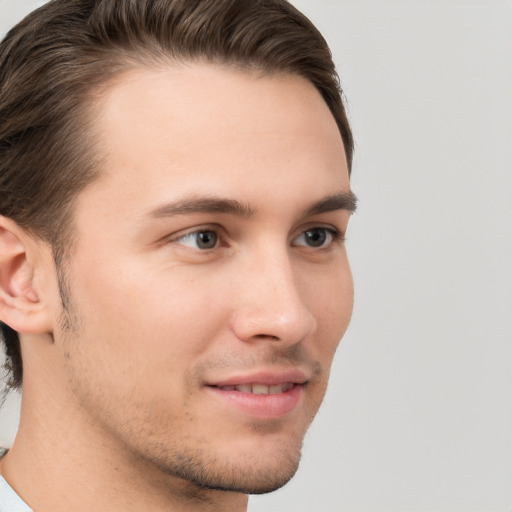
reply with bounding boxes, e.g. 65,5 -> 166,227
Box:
206,384 -> 304,420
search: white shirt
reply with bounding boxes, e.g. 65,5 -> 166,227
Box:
0,476 -> 32,512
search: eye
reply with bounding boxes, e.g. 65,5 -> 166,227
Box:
176,229 -> 219,250
292,227 -> 338,248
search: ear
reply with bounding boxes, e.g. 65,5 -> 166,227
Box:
0,216 -> 53,334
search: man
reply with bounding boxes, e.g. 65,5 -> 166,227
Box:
0,0 -> 356,510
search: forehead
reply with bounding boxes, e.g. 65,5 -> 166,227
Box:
80,63 -> 349,220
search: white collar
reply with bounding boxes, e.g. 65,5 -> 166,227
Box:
0,474 -> 32,512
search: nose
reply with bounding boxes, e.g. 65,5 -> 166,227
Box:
229,250 -> 317,345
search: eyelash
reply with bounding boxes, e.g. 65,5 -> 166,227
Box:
172,225 -> 344,251
292,227 -> 344,249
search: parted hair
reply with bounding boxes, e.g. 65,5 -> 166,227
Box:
0,0 -> 353,390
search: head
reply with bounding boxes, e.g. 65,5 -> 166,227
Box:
0,0 -> 353,390
0,0 -> 355,498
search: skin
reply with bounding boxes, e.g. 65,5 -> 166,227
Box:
0,63 -> 354,511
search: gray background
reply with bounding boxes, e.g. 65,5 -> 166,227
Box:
1,1 -> 511,511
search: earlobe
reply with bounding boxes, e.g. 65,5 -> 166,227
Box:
0,216 -> 52,334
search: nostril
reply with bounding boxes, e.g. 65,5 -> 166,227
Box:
253,334 -> 280,341
229,294 -> 316,345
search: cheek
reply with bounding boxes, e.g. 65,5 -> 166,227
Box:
306,261 -> 353,355
66,255 -> 228,369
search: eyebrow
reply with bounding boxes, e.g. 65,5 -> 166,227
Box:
149,196 -> 255,219
148,190 -> 357,220
304,191 -> 358,216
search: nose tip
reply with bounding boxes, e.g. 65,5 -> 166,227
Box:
229,267 -> 317,345
232,309 -> 317,344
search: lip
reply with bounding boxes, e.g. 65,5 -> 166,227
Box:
204,369 -> 308,420
205,368 -> 309,388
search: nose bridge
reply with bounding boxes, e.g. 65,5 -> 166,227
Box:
230,244 -> 317,344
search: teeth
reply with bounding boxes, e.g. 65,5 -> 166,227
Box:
270,383 -> 294,394
218,383 -> 295,394
252,384 -> 269,395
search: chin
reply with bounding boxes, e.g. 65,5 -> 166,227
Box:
192,453 -> 302,495
153,440 -> 303,496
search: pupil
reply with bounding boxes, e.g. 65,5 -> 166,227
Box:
197,231 -> 217,249
306,229 -> 326,247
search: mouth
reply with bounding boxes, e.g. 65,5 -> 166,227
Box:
204,371 -> 308,420
214,382 -> 296,395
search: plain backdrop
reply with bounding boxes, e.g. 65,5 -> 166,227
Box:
0,1 -> 511,511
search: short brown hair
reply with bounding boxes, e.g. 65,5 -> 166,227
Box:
0,0 -> 354,390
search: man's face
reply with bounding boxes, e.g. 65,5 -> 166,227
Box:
53,64 -> 353,493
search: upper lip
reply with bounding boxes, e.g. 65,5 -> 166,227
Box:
205,368 -> 309,387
